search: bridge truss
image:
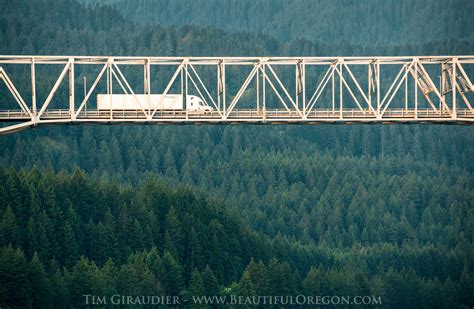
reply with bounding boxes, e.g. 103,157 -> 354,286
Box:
0,55 -> 473,134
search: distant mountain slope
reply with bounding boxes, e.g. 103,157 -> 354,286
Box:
2,0 -> 473,58
81,0 -> 474,46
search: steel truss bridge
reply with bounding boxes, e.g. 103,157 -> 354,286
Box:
0,55 -> 473,134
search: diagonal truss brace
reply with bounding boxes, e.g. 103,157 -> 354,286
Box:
342,61 -> 378,116
407,63 -> 438,112
37,61 -> 71,119
225,61 -> 305,117
379,60 -> 452,117
443,62 -> 473,111
335,62 -> 365,113
0,67 -> 32,118
305,64 -> 336,116
264,64 -> 302,116
225,62 -> 261,117
415,62 -> 451,113
304,61 -> 379,118
112,63 -> 149,118
379,61 -> 414,116
75,62 -> 109,116
187,64 -> 223,117
150,60 -> 186,119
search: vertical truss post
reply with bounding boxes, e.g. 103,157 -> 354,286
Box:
262,61 -> 266,120
144,58 -> 151,94
439,66 -> 443,114
296,60 -> 305,116
69,58 -> 75,120
339,62 -> 343,119
221,59 -> 227,117
144,58 -> 150,113
368,63 -> 371,109
369,61 -> 378,118
414,58 -> 418,119
107,63 -> 110,94
146,58 -> 151,112
84,76 -> 87,115
31,58 -> 37,123
452,58 -> 457,119
181,66 -> 184,108
376,59 -> 380,115
405,65 -> 408,112
217,62 -> 220,111
332,66 -> 335,113
295,62 -> 298,110
107,59 -> 113,119
256,62 -> 260,113
185,61 -> 189,120
441,62 -> 446,114
217,60 -> 226,117
222,61 -> 226,118
302,60 -> 306,116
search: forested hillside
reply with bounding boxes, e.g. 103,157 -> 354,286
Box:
1,166 -> 472,307
82,0 -> 474,46
2,125 -> 474,245
0,0 -> 473,307
3,0 -> 474,57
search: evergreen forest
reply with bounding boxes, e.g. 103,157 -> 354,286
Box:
0,0 -> 473,307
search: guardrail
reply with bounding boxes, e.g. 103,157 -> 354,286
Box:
1,108 -> 472,121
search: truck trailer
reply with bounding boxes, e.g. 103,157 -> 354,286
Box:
97,94 -> 213,112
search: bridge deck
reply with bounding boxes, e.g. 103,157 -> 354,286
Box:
1,108 -> 473,123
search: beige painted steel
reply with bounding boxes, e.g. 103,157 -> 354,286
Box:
0,55 -> 473,134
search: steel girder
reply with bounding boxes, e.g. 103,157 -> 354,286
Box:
0,55 -> 473,134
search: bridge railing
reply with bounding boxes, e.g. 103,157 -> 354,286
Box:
1,108 -> 472,122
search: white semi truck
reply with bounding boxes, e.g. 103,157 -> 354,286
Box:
97,94 -> 213,112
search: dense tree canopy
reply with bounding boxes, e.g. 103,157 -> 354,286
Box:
0,166 -> 473,306
0,0 -> 473,307
82,0 -> 474,46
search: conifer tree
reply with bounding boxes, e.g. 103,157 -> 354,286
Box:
202,265 -> 220,295
159,251 -> 184,295
189,269 -> 205,296
0,245 -> 30,307
0,206 -> 18,246
28,252 -> 52,306
238,270 -> 256,296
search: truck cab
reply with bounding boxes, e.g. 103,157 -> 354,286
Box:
188,95 -> 213,112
